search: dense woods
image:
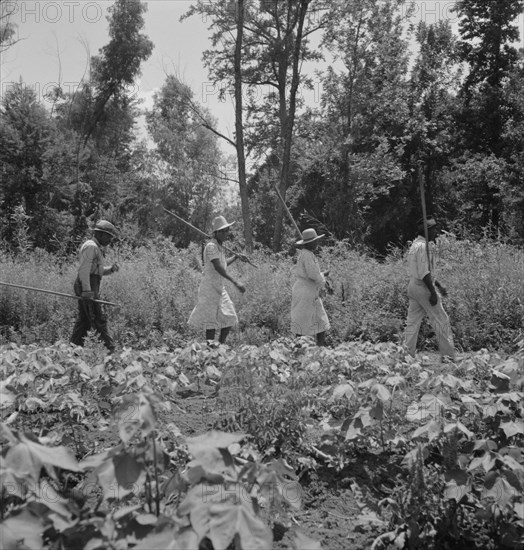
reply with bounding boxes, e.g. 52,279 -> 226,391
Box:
1,0 -> 523,255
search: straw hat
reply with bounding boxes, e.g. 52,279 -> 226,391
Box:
212,215 -> 235,232
296,228 -> 324,245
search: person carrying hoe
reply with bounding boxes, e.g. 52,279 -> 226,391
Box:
291,228 -> 331,346
188,215 -> 246,344
71,220 -> 120,352
404,217 -> 455,360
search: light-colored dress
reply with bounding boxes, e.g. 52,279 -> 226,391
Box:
188,239 -> 238,331
291,249 -> 330,336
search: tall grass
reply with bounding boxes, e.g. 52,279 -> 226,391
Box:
1,234 -> 522,351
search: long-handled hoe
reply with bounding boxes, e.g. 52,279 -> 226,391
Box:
159,205 -> 258,269
0,281 -> 118,307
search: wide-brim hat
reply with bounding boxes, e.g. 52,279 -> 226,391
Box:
93,220 -> 118,238
212,215 -> 235,232
296,228 -> 324,245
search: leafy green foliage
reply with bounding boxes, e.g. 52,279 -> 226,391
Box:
1,337 -> 522,548
146,75 -> 224,247
0,341 -> 319,549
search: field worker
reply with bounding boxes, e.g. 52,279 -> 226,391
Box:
71,220 -> 120,352
404,217 -> 455,360
291,228 -> 331,346
188,215 -> 246,344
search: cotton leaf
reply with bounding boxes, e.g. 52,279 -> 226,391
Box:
444,468 -> 469,485
113,452 -> 144,488
444,480 -> 470,502
187,431 -> 246,457
0,387 -> 17,409
500,421 -> 524,438
4,443 -> 42,483
411,420 -> 441,441
385,375 -> 405,388
406,393 -> 449,422
19,435 -> 82,472
30,479 -> 74,520
473,440 -> 498,452
135,513 -> 158,525
0,508 -> 45,550
372,383 -> 391,402
95,452 -> 145,500
468,452 -> 497,473
460,395 -> 480,411
370,402 -> 384,421
497,359 -> 520,384
498,391 -> 523,403
444,421 -> 474,439
206,365 -> 222,379
208,501 -> 273,550
490,370 -> 511,391
116,393 -> 156,443
292,530 -> 323,550
330,383 -> 355,401
344,421 -> 362,441
501,454 -> 524,474
402,445 -> 429,470
481,476 -> 517,508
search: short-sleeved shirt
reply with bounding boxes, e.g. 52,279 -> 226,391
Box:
77,238 -> 105,291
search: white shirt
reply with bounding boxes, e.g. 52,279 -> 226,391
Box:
407,236 -> 434,280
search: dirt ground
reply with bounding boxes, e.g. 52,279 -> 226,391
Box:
166,351 -> 463,550
175,385 -> 390,550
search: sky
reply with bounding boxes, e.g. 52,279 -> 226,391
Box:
1,0 -> 523,152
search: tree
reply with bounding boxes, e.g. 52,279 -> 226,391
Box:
245,0 -> 323,251
453,0 -> 523,154
0,82 -> 73,250
499,59 -> 524,240
184,0 -> 327,250
233,0 -> 252,251
146,75 -> 224,246
0,0 -> 18,52
408,20 -> 460,219
292,0 -> 413,252
451,0 -> 523,230
84,0 -> 153,145
51,0 -> 154,245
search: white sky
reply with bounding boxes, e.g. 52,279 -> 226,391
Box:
1,0 -> 523,151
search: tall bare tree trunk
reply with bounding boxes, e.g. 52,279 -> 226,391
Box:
272,0 -> 310,251
235,0 -> 253,252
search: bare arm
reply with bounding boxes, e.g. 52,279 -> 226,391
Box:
211,258 -> 245,293
102,263 -> 119,275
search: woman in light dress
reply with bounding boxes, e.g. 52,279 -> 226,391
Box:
188,216 -> 246,344
291,228 -> 330,346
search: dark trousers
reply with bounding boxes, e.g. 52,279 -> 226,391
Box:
71,275 -> 114,351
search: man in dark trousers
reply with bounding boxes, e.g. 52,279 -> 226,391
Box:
71,220 -> 119,352
404,217 -> 455,360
